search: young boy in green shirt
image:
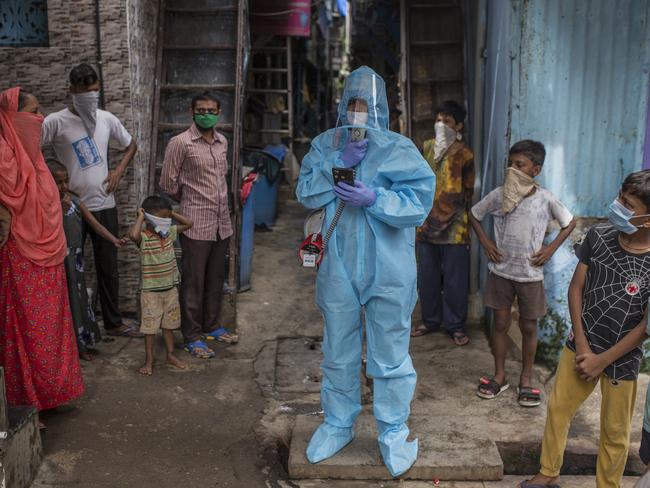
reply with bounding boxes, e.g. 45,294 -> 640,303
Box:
129,196 -> 193,375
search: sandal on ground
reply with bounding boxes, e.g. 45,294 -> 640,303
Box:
519,480 -> 560,488
476,377 -> 510,399
517,386 -> 542,407
410,324 -> 433,337
106,323 -> 144,338
450,330 -> 469,346
184,340 -> 216,359
79,351 -> 94,362
203,327 -> 239,344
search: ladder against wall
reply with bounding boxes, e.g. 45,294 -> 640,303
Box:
150,0 -> 249,324
245,36 -> 293,173
401,0 -> 465,149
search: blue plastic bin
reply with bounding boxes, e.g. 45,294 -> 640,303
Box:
242,147 -> 282,228
239,188 -> 255,292
252,173 -> 279,227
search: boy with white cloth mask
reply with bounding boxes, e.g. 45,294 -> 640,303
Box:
128,196 -> 193,376
470,140 -> 576,407
412,100 -> 475,347
297,66 -> 435,477
42,63 -> 139,337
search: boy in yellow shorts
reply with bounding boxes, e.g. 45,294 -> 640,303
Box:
129,196 -> 193,375
523,170 -> 650,487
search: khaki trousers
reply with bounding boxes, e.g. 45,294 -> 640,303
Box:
540,347 -> 637,488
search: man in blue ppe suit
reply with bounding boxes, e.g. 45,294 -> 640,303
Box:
296,66 -> 435,477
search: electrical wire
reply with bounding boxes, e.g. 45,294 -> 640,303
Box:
322,200 -> 345,250
323,168 -> 355,250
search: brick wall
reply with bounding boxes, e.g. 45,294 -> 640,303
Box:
0,0 -> 159,314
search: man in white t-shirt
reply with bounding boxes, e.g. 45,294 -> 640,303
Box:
41,63 -> 140,337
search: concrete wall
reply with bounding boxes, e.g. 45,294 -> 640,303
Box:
0,0 -> 159,314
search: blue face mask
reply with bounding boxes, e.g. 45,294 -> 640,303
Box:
608,198 -> 639,234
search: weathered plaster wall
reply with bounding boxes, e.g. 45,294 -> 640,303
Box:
0,0 -> 159,314
127,0 -> 159,208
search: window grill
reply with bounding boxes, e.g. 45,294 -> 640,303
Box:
0,0 -> 49,47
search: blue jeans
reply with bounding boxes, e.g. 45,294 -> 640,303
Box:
416,242 -> 469,334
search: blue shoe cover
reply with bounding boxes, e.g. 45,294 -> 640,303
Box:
305,422 -> 354,463
377,424 -> 418,477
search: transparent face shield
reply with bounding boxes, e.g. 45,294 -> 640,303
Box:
330,67 -> 389,150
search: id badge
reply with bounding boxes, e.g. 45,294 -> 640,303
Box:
302,253 -> 317,268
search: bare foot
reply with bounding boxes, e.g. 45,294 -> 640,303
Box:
167,354 -> 187,370
79,351 -> 94,362
519,474 -> 559,487
139,363 -> 153,376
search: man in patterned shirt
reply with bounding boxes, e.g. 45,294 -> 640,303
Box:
159,93 -> 238,359
412,101 -> 475,346
524,170 -> 650,488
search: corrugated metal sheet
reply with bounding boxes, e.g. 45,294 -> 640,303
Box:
481,0 -> 512,198
477,0 -> 513,290
644,82 -> 650,168
509,0 -> 650,216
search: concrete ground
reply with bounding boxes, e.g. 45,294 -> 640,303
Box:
283,476 -> 642,487
31,199 -> 648,486
32,338 -> 271,487
32,200 -> 320,488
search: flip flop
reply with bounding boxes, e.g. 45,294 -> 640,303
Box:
184,340 -> 215,359
410,324 -> 433,337
476,377 -> 510,399
517,386 -> 542,407
519,480 -> 560,488
79,351 -> 94,362
203,327 -> 239,344
450,330 -> 470,346
106,323 -> 144,338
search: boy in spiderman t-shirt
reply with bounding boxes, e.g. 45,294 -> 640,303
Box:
523,170 -> 650,488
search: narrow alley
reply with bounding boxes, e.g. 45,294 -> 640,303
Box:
1,1 -> 650,487
32,200 -> 649,486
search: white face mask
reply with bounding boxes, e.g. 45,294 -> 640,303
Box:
502,167 -> 538,213
346,111 -> 369,127
433,121 -> 459,163
144,212 -> 172,238
71,91 -> 100,139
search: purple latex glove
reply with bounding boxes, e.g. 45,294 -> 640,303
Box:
333,181 -> 377,207
340,139 -> 369,168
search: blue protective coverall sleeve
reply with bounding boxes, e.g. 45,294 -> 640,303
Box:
296,135 -> 340,209
366,139 -> 435,229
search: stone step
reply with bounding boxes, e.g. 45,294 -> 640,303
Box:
283,475 -> 642,487
288,413 -> 503,481
0,406 -> 42,488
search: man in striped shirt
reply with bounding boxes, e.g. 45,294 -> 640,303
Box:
159,93 -> 239,359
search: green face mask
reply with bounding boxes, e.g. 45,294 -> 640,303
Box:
194,113 -> 219,129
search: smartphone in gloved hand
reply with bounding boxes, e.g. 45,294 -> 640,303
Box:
350,127 -> 366,142
332,168 -> 355,186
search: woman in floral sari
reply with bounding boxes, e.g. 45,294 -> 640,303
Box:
0,87 -> 84,411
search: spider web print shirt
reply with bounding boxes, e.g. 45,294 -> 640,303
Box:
567,224 -> 650,380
